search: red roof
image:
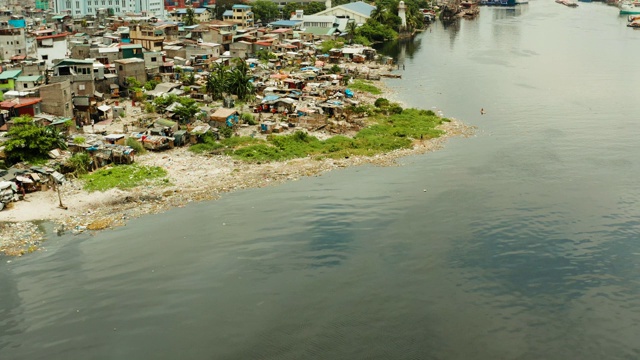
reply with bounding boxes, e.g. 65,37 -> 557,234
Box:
10,55 -> 26,60
0,98 -> 42,109
36,32 -> 69,40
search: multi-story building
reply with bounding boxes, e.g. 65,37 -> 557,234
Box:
50,59 -> 96,97
53,0 -> 164,17
32,29 -> 69,66
168,7 -> 211,23
0,27 -> 27,61
223,4 -> 254,29
130,24 -> 165,51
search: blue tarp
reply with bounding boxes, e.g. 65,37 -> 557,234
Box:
345,89 -> 354,98
300,67 -> 321,72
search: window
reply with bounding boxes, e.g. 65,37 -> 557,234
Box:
119,65 -> 123,71
79,84 -> 85,90
76,1 -> 79,7
65,103 -> 70,110
63,90 -> 67,96
42,55 -> 48,60
151,57 -> 157,62
16,41 -> 19,44
24,84 -> 28,88
18,50 -> 21,54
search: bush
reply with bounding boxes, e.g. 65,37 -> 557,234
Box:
389,104 -> 403,114
241,113 -> 256,125
219,126 -> 233,139
66,153 -> 91,176
374,98 -> 390,108
73,136 -> 86,144
144,102 -> 156,113
125,137 -> 146,154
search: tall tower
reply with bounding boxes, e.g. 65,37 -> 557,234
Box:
325,0 -> 331,10
398,1 -> 407,29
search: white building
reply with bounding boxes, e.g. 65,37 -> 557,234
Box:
54,0 -> 164,17
34,30 -> 69,66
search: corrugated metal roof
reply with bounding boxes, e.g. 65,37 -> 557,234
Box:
16,75 -> 43,82
0,70 -> 22,80
340,1 -> 376,17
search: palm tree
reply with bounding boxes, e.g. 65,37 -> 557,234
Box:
206,62 -> 228,100
370,4 -> 386,23
346,21 -> 358,43
226,59 -> 254,101
184,7 -> 197,26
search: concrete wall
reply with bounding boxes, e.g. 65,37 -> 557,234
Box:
38,79 -> 73,117
37,37 -> 67,67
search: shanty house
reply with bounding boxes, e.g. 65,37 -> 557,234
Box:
210,108 -> 239,128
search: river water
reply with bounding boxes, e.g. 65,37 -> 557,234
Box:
3,2 -> 640,359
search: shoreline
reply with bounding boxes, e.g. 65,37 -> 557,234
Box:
0,77 -> 475,257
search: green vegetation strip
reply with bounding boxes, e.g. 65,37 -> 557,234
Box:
81,164 -> 169,192
348,80 -> 382,95
191,108 -> 446,163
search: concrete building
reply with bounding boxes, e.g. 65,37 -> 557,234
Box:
54,0 -> 164,17
130,24 -> 165,51
34,31 -> 69,66
115,58 -> 146,87
223,4 -> 254,29
143,51 -> 163,70
0,27 -> 27,60
169,8 -> 211,23
51,59 -> 96,97
15,75 -> 44,90
37,80 -> 73,117
0,70 -> 23,99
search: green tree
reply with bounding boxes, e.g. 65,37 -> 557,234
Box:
346,21 -> 358,44
182,71 -> 195,86
370,3 -> 387,23
358,19 -> 398,42
184,7 -> 198,26
319,39 -> 344,54
4,116 -> 68,164
174,98 -> 200,124
305,2 -> 326,14
227,59 -> 254,101
206,62 -> 228,100
251,0 -> 280,23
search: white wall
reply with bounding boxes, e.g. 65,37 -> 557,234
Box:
37,38 -> 68,67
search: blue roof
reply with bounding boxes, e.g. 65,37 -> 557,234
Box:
341,1 -> 376,17
0,70 -> 22,80
175,8 -> 208,14
269,20 -> 302,27
223,10 -> 233,16
232,4 -> 251,9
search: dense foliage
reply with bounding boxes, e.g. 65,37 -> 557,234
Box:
251,0 -> 280,23
3,116 -> 68,164
282,1 -> 326,17
205,58 -> 255,101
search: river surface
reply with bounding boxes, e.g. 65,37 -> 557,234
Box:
3,2 -> 640,359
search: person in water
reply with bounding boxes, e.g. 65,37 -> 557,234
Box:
481,108 -> 485,115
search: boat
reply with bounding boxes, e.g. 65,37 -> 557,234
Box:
620,1 -> 640,14
628,19 -> 640,27
629,14 -> 640,21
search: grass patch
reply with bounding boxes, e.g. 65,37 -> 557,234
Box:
349,80 -> 382,95
81,164 -> 168,192
228,108 -> 445,162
